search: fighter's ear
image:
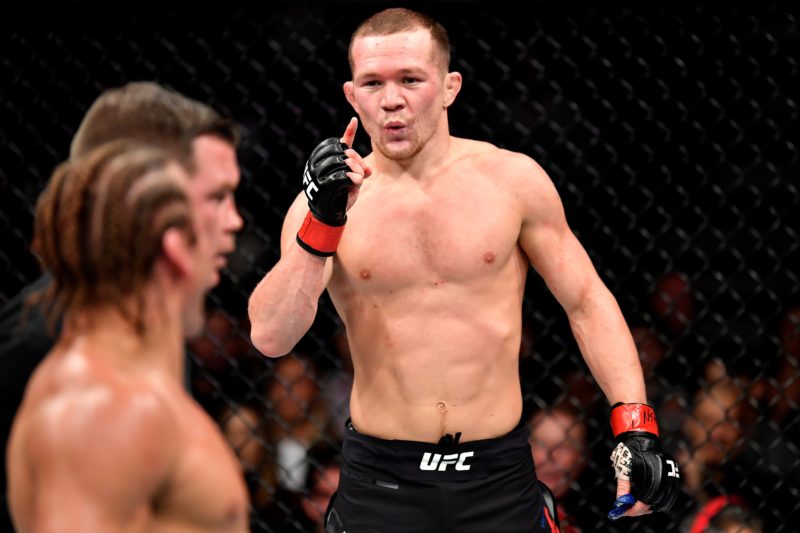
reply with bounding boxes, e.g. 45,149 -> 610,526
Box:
344,81 -> 358,111
161,227 -> 193,278
443,72 -> 462,108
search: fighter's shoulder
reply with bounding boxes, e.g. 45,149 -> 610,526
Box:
459,139 -> 551,188
22,354 -> 175,460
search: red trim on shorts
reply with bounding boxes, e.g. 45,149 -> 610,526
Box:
610,403 -> 660,437
296,211 -> 345,256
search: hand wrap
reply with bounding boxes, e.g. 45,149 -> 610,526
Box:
609,402 -> 680,512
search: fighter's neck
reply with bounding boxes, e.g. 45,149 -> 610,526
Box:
61,304 -> 186,382
372,132 -> 459,181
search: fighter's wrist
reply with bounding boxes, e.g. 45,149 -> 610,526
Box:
296,210 -> 345,257
610,402 -> 660,439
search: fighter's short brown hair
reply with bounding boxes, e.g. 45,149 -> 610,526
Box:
348,8 -> 451,72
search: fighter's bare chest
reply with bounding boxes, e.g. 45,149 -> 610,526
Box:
335,182 -> 521,286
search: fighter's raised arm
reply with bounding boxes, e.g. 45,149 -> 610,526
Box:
248,118 -> 371,357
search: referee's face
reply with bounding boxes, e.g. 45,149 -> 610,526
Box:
189,135 -> 243,287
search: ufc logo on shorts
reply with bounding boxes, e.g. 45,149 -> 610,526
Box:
419,451 -> 474,471
666,459 -> 680,478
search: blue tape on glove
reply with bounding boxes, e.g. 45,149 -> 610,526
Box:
608,493 -> 636,521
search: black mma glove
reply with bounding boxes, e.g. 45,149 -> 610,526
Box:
609,403 -> 681,514
296,137 -> 352,257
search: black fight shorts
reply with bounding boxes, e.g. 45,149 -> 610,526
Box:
325,419 -> 561,533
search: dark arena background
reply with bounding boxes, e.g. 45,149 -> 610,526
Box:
1,2 -> 798,531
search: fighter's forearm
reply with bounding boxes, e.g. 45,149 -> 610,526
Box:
248,245 -> 328,357
567,283 -> 647,405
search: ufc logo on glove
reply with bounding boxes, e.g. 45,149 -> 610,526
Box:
666,459 -> 680,478
302,165 -> 319,201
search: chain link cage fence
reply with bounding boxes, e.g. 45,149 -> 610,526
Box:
1,2 -> 798,532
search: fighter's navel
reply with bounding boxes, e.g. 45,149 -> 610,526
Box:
436,401 -> 447,412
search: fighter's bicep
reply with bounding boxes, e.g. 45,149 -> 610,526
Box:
527,224 -> 597,310
519,180 -> 597,313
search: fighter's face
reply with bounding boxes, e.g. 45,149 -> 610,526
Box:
346,29 -> 455,161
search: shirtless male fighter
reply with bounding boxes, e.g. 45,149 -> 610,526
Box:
249,8 -> 679,532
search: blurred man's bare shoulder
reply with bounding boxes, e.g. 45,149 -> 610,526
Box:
20,344 -> 176,457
